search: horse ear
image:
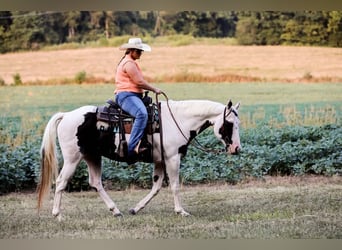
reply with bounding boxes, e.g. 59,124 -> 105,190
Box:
235,102 -> 240,110
227,99 -> 232,109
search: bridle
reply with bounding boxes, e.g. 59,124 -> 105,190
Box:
156,92 -> 238,154
219,106 -> 238,152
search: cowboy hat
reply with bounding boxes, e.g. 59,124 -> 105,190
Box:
119,37 -> 151,52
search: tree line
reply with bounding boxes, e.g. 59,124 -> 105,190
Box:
0,11 -> 341,53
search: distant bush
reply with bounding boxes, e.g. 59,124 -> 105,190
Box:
75,71 -> 87,84
0,76 -> 5,86
13,73 -> 22,86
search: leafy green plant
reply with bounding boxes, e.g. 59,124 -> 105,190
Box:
66,161 -> 90,191
0,123 -> 340,194
0,143 -> 39,194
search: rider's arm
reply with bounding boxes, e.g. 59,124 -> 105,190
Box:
124,62 -> 161,94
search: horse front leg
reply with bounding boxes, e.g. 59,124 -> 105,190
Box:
129,161 -> 165,215
166,155 -> 190,216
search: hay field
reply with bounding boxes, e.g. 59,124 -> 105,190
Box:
0,45 -> 341,84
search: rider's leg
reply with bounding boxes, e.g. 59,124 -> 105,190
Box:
115,92 -> 148,156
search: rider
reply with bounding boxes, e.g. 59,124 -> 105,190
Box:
115,37 -> 162,158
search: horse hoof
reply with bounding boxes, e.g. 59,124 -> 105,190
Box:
114,212 -> 123,218
53,214 -> 63,222
129,208 -> 136,215
176,210 -> 191,217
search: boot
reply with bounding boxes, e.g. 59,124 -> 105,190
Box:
134,140 -> 149,155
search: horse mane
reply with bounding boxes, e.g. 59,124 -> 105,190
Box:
165,100 -> 225,119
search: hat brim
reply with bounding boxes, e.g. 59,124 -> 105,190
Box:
119,43 -> 151,52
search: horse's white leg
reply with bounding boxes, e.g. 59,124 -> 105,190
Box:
129,161 -> 165,215
166,155 -> 190,216
85,156 -> 122,217
52,153 -> 82,217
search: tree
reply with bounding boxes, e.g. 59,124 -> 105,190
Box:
7,11 -> 52,51
153,11 -> 164,36
191,11 -> 237,37
0,10 -> 341,53
281,11 -> 328,46
235,16 -> 259,45
173,11 -> 198,35
327,11 -> 342,47
152,11 -> 178,36
103,11 -> 115,39
0,11 -> 12,53
63,11 -> 82,42
113,11 -> 136,36
255,12 -> 285,45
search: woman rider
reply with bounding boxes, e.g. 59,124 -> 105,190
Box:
115,38 -> 162,158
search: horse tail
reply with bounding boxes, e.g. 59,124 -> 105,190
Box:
37,112 -> 64,211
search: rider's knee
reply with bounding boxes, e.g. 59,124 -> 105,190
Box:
136,108 -> 148,120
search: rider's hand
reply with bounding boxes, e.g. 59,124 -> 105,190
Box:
154,88 -> 162,94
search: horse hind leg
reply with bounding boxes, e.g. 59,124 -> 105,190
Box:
52,153 -> 82,218
85,155 -> 122,217
129,161 -> 165,215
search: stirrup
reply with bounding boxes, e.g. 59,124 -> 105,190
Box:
134,140 -> 149,155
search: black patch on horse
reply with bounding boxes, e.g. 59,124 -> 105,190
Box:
76,112 -> 100,157
76,112 -> 118,160
198,120 -> 212,134
178,145 -> 188,157
77,109 -> 155,163
178,120 -> 212,157
219,121 -> 233,145
153,175 -> 159,182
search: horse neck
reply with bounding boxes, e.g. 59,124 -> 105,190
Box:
164,100 -> 225,131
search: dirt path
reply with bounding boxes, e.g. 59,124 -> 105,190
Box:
0,45 -> 341,84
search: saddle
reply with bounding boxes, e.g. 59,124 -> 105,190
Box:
95,92 -> 159,163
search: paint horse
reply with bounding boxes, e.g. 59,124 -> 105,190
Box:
37,97 -> 241,217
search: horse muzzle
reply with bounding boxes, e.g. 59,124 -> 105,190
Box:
227,144 -> 241,155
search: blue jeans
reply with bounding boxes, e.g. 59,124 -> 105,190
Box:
115,92 -> 148,155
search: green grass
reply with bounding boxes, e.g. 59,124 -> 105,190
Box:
2,82 -> 341,107
1,82 -> 341,116
0,178 -> 341,239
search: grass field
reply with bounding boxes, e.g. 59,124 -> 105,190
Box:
2,82 -> 341,113
0,176 -> 341,239
1,82 -> 341,141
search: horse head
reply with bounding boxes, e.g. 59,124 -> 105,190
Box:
215,99 -> 241,155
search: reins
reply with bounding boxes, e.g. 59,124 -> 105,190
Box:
155,93 -> 166,168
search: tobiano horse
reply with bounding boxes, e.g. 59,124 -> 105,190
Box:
37,96 -> 241,217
